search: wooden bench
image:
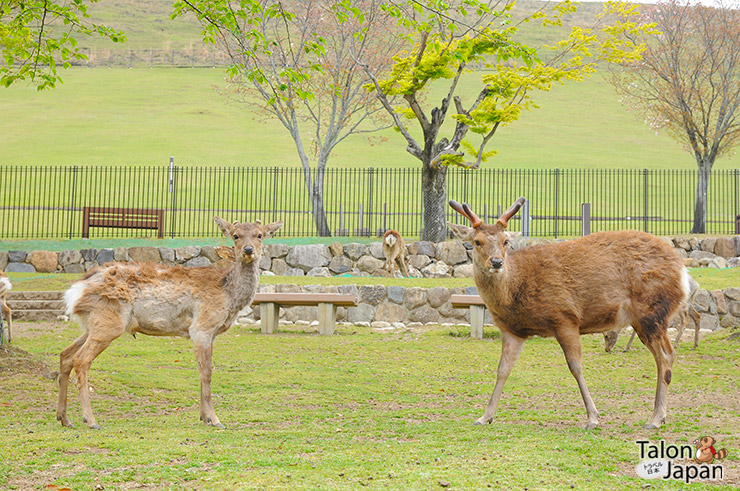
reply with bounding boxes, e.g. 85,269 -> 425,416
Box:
451,294 -> 488,339
82,207 -> 164,238
251,293 -> 358,335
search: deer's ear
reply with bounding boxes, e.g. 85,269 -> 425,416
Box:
262,221 -> 284,238
214,217 -> 233,237
448,222 -> 474,241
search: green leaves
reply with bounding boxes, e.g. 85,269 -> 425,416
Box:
1,0 -> 126,90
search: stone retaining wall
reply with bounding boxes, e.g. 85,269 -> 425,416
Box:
2,235 -> 740,277
236,284 -> 740,331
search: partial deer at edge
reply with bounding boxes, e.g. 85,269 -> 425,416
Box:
449,198 -> 689,430
604,275 -> 701,353
382,229 -> 409,277
57,217 -> 282,429
0,272 -> 12,344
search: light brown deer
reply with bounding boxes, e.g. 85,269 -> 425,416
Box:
448,198 -> 689,430
0,272 -> 12,344
604,276 -> 701,352
382,229 -> 409,277
57,217 -> 282,429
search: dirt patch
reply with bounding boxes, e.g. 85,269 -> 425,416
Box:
8,319 -> 72,340
0,344 -> 55,378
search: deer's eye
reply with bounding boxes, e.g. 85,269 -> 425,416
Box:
257,233 -> 263,239
473,240 -> 482,247
504,239 -> 510,247
233,234 -> 239,240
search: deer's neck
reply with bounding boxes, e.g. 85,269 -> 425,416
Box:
223,259 -> 260,313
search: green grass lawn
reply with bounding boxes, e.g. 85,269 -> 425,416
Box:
1,67 -> 735,171
5,267 -> 740,293
1,322 -> 738,489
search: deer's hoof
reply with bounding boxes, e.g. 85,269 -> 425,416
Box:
643,422 -> 660,430
473,417 -> 492,426
212,422 -> 225,429
584,422 -> 599,430
89,424 -> 102,430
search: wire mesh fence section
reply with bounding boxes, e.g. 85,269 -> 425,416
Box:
0,166 -> 738,239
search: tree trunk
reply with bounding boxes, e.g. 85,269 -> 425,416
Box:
421,163 -> 448,242
312,165 -> 331,237
691,159 -> 712,234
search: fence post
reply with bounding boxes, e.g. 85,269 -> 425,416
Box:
522,199 -> 531,237
581,202 -> 591,236
168,156 -> 176,238
68,166 -> 78,239
554,168 -> 560,239
643,168 -> 649,233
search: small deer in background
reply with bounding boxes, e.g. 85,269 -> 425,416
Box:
0,272 -> 12,344
604,275 -> 701,352
449,197 -> 689,430
382,229 -> 409,277
57,217 -> 282,429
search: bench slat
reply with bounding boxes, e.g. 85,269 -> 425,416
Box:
450,294 -> 486,308
252,293 -> 357,307
82,207 -> 164,238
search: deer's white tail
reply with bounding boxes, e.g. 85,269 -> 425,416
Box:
0,276 -> 11,296
64,282 -> 87,318
681,267 -> 691,299
384,234 -> 397,247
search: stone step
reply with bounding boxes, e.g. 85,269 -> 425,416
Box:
6,291 -> 64,301
7,299 -> 66,310
13,310 -> 67,322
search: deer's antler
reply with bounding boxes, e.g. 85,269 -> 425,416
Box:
449,200 -> 483,228
498,197 -> 526,227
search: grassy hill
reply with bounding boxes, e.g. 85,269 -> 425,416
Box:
0,1 -> 735,170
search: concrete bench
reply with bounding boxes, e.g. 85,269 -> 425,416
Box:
251,293 -> 358,335
451,294 -> 488,339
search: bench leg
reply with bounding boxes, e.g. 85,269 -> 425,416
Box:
260,303 -> 279,334
470,305 -> 485,340
318,302 -> 336,335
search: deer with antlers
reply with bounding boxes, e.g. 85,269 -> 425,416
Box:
382,229 -> 410,277
0,272 -> 12,344
448,198 -> 689,429
57,218 -> 282,429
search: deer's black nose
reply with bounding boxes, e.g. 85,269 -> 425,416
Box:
491,258 -> 503,269
243,246 -> 254,255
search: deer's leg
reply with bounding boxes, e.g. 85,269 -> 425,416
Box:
56,332 -> 88,427
633,320 -> 674,429
475,329 -> 525,425
689,306 -> 701,349
73,336 -> 118,429
193,335 -> 223,428
398,253 -> 410,278
673,310 -> 687,348
1,300 -> 11,343
555,328 -> 599,429
624,330 -> 637,352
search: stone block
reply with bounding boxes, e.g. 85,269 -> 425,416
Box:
128,247 -> 161,263
285,306 -> 318,323
6,262 -> 35,273
427,287 -> 451,308
724,287 -> 740,301
359,285 -> 386,305
356,255 -> 383,274
176,246 -> 201,262
407,305 -> 439,324
699,313 -> 719,331
404,287 -> 426,310
375,302 -> 406,323
436,241 -> 468,265
329,255 -> 353,274
58,250 -> 82,266
266,243 -> 290,258
693,289 -> 711,312
80,249 -> 98,262
286,244 -> 331,272
422,261 -> 450,278
27,251 -> 58,273
96,249 -> 115,265
368,242 -> 386,259
329,242 -> 343,256
185,257 -> 211,268
8,251 -> 27,262
307,267 -> 332,277
343,243 -> 366,261
200,246 -> 222,263
0,251 -> 7,270
63,264 -> 85,274
285,267 -> 305,276
271,258 -> 289,275
347,304 -> 375,323
114,247 -> 129,261
259,255 -> 272,271
408,241 -> 436,257
453,264 -> 473,278
711,290 -> 727,316
714,237 -> 736,259
387,286 -> 405,304
700,237 -> 717,253
408,254 -> 431,270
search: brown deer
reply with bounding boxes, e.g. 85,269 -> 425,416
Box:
382,229 -> 409,277
448,198 -> 689,430
0,272 -> 12,344
604,275 -> 701,352
57,217 -> 282,429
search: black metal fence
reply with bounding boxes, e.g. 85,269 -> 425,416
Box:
1,166 -> 738,239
